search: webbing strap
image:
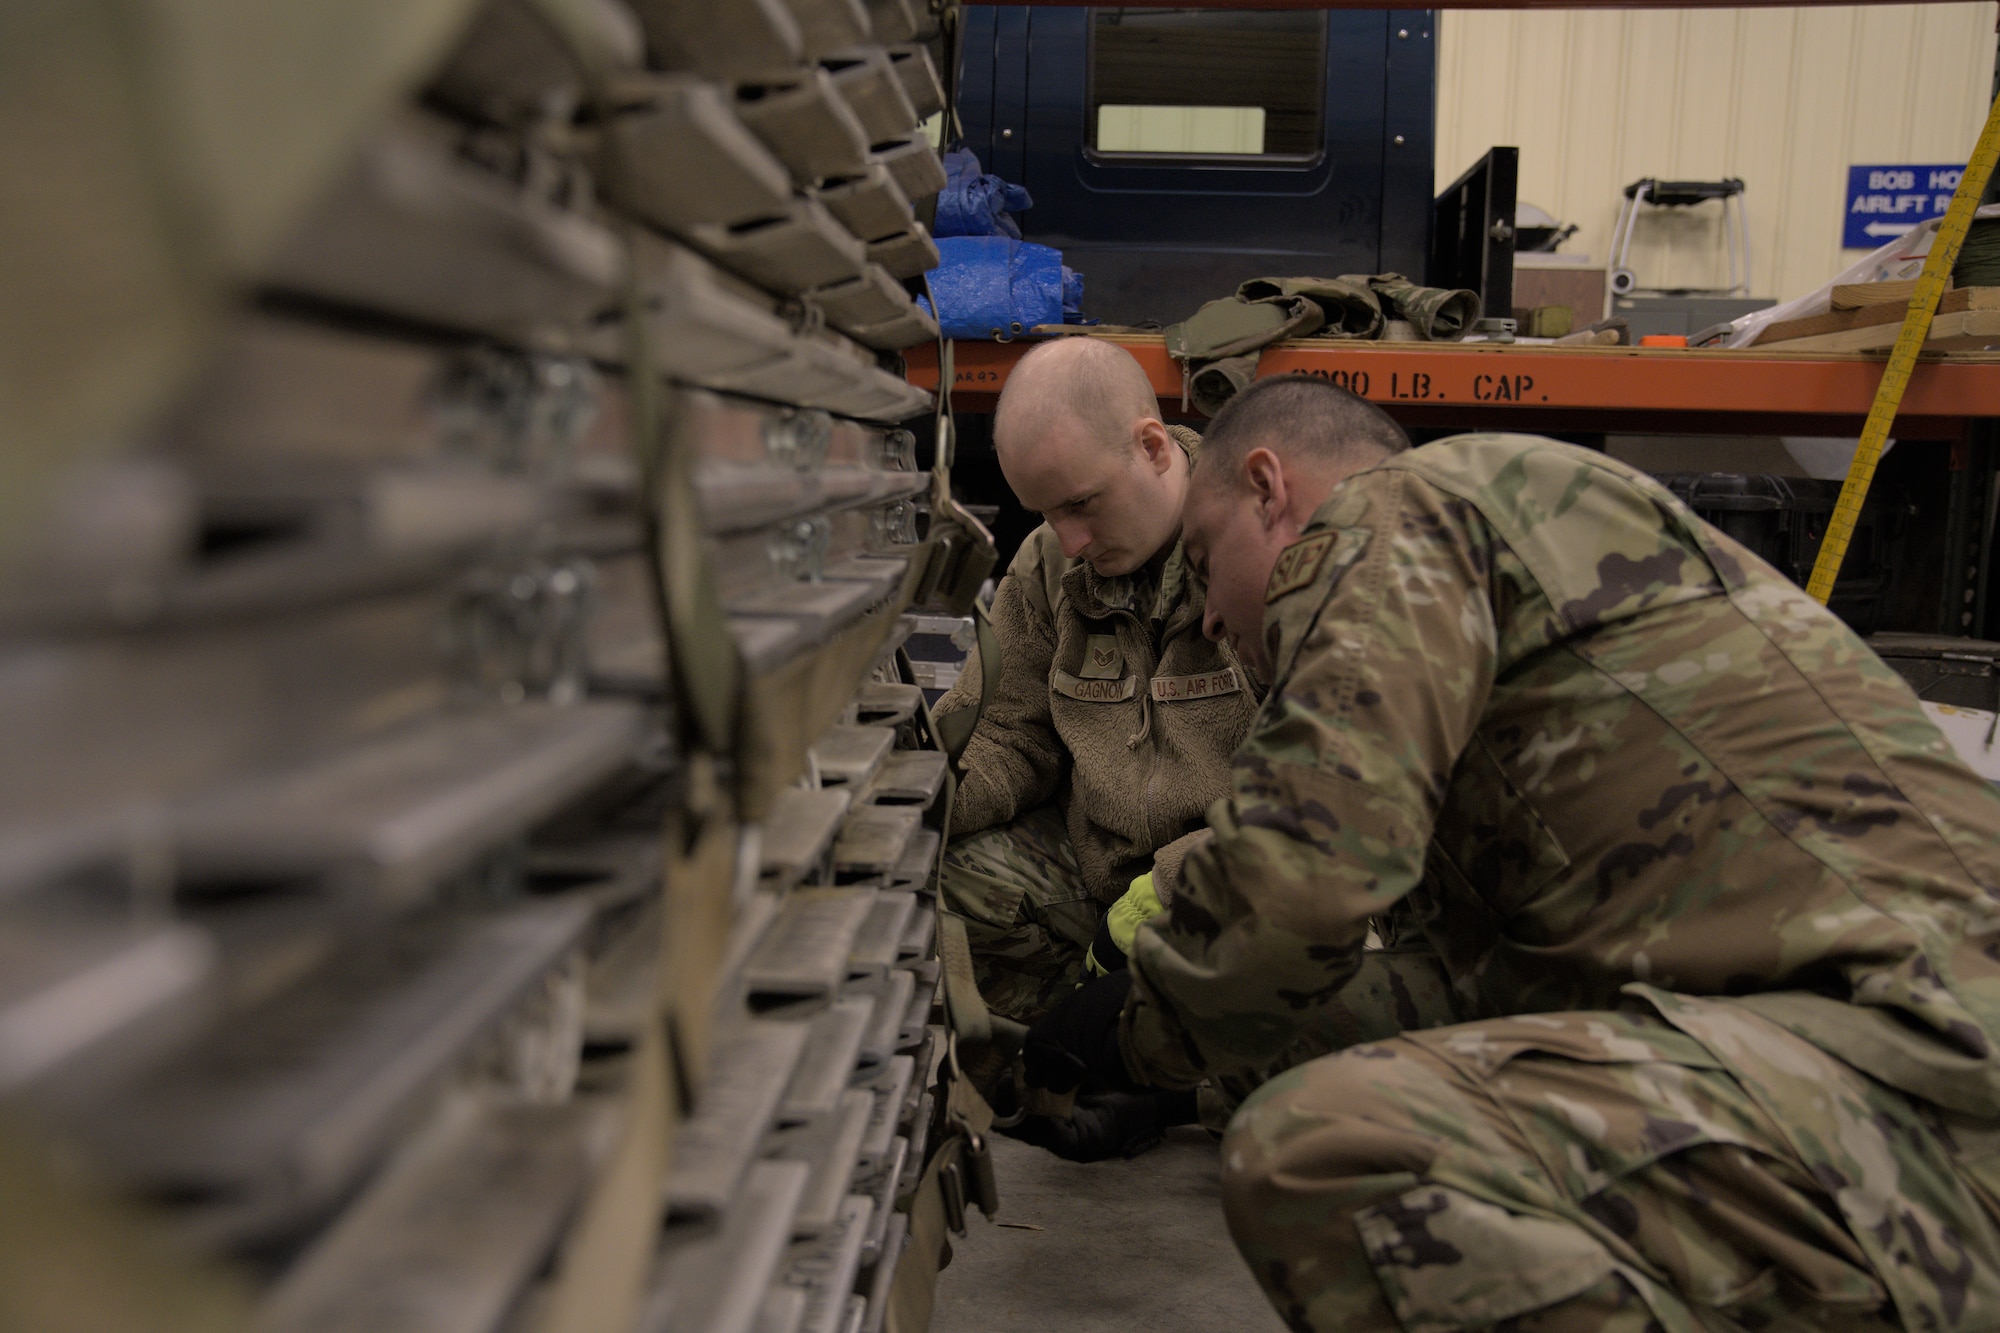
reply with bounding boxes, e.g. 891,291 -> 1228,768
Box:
1806,86 -> 2000,604
931,601 -> 998,764
910,652 -> 1027,1064
909,668 -> 993,1049
887,39 -> 1008,1320
884,1136 -> 958,1333
934,911 -> 992,1049
621,275 -> 742,761
520,0 -> 637,75
529,1015 -> 674,1333
925,278 -> 954,496
570,20 -> 744,763
515,0 -> 742,761
937,2 -> 966,149
912,338 -> 996,747
495,26 -> 732,1333
885,1075 -> 1000,1330
0,1115 -> 252,1331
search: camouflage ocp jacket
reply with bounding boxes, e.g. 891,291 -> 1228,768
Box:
936,428 -> 1259,907
1127,432 -> 2000,1116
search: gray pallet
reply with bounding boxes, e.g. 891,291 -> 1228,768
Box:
896,979 -> 932,1052
832,806 -> 921,879
0,912 -> 213,1098
810,726 -> 896,789
852,684 -> 922,729
886,829 -> 938,890
779,996 -> 874,1122
764,1088 -> 872,1237
742,888 -> 878,1007
847,891 -> 916,979
257,1093 -> 613,1333
79,901 -> 590,1233
852,970 -> 915,1070
758,788 -> 852,886
852,1136 -> 907,1267
859,1213 -> 908,1333
667,1021 -> 809,1221
174,702 -> 644,902
753,1285 -> 809,1333
646,1160 -> 810,1333
856,1055 -> 915,1168
864,751 -> 946,806
896,906 -> 935,963
785,1194 -> 874,1333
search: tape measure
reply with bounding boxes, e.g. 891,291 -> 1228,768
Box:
1805,87 -> 2000,605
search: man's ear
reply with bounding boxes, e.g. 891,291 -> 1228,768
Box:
1135,418 -> 1174,472
1242,446 -> 1289,528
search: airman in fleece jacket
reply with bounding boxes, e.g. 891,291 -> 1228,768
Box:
935,427 -> 1259,1021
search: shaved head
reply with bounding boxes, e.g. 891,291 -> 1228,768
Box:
986,337 -> 1187,577
993,337 -> 1160,459
1181,377 -> 1409,675
1195,375 -> 1409,489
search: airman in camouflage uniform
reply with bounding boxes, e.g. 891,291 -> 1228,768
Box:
936,338 -> 1258,1023
1041,377 -> 2000,1332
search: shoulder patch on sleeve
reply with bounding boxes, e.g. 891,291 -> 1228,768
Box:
1266,532 -> 1336,603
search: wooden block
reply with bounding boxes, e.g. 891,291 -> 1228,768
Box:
1753,307 -> 2000,353
1514,306 -> 1574,339
1553,327 -> 1621,347
1752,287 -> 1997,345
1514,267 -> 1607,326
1830,280 -> 1922,310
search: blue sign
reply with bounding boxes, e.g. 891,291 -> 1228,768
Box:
1844,164 -> 1964,249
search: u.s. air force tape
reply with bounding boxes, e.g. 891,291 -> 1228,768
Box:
1150,668 -> 1241,701
1054,668 -> 1242,703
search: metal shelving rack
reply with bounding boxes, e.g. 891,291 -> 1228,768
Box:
907,336 -> 2000,439
909,334 -> 2000,639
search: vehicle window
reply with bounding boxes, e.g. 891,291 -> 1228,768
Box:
1088,8 -> 1327,160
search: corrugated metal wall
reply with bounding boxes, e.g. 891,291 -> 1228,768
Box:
1435,3 -> 1998,301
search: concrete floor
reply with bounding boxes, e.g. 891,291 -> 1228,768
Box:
930,1127 -> 1288,1333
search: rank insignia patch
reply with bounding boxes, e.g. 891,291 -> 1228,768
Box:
1079,634 -> 1124,679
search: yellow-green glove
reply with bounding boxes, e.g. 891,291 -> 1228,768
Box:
1085,872 -> 1166,976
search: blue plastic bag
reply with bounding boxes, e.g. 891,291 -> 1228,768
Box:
933,148 -> 1034,240
921,236 -> 1083,339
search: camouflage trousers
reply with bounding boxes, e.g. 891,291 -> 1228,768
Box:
939,807 -> 1102,1023
1223,994 -> 2000,1333
939,810 -> 1467,1036
1208,943 -> 1461,1114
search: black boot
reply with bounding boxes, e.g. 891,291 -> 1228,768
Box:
999,1087 -> 1199,1162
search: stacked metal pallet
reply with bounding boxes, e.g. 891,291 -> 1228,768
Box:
0,0 -> 970,1330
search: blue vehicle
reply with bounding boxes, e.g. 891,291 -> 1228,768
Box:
954,6 -> 1444,325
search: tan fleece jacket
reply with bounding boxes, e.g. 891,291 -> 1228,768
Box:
935,428 -> 1259,906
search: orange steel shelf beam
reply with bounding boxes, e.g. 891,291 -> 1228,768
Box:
905,336 -> 2000,439
995,0 -> 1926,6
